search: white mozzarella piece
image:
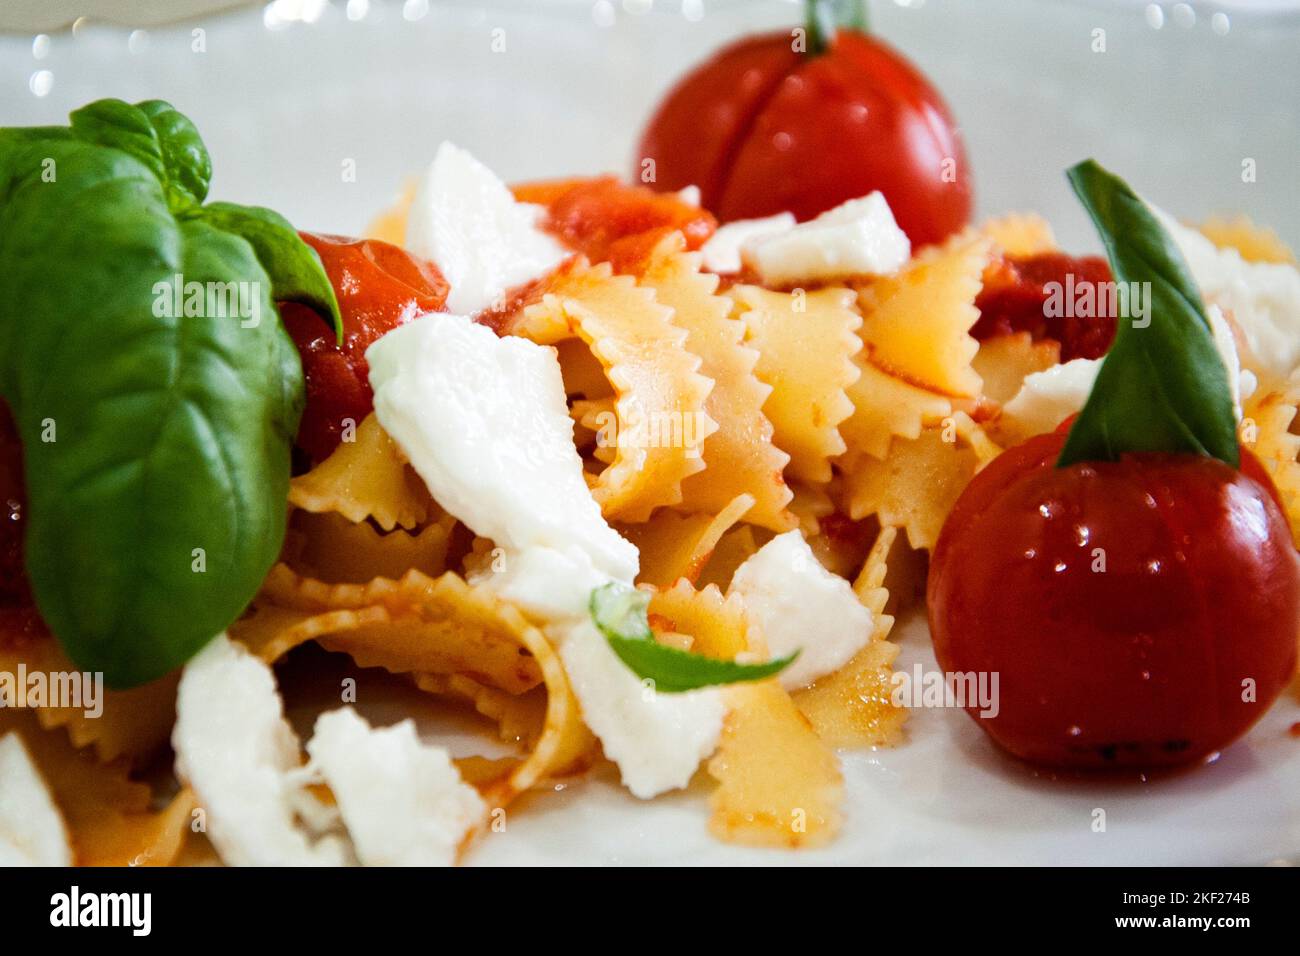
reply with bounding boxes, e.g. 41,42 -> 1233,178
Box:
172,634 -> 350,867
367,312 -> 637,582
0,732 -> 72,867
405,142 -> 569,315
306,709 -> 484,867
1152,205 -> 1300,384
558,617 -> 726,799
746,192 -> 910,285
699,213 -> 796,274
728,531 -> 874,690
999,358 -> 1100,441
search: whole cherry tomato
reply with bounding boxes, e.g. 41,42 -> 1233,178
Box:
636,9 -> 971,247
281,233 -> 448,462
928,430 -> 1300,770
974,252 -> 1117,361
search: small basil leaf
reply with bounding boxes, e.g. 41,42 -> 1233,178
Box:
201,202 -> 342,340
1058,159 -> 1239,469
589,583 -> 797,693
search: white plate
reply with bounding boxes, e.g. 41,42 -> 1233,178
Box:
3,0 -> 1298,865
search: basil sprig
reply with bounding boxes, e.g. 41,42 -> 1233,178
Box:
0,99 -> 340,686
590,583 -> 796,693
1058,159 -> 1239,469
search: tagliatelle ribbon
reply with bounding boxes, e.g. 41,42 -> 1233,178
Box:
633,233 -> 796,532
646,581 -> 844,849
232,564 -> 595,830
289,414 -> 435,532
856,235 -> 990,400
503,258 -> 718,522
730,285 -> 863,486
618,492 -> 755,588
0,618 -> 176,765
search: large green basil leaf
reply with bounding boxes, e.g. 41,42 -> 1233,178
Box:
0,100 -> 322,686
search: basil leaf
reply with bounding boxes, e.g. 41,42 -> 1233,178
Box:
1058,160 -> 1239,468
0,100 -> 318,686
69,98 -> 210,212
589,583 -> 796,693
201,202 -> 343,340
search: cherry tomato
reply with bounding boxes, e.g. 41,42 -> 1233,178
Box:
636,28 -> 971,247
928,430 -> 1300,769
514,176 -> 716,272
974,252 -> 1117,361
281,233 -> 448,462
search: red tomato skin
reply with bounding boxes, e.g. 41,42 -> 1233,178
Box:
928,431 -> 1300,770
282,233 -> 448,462
638,31 -> 972,247
635,35 -> 801,212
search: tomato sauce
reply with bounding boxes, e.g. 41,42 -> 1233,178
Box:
973,252 -> 1117,361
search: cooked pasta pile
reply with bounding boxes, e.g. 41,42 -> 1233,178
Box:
4,154 -> 1297,866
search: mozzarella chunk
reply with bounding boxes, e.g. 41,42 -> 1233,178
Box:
999,358 -> 1099,440
368,312 -> 637,582
0,732 -> 72,867
746,193 -> 910,285
1153,205 -> 1300,383
700,213 -> 796,274
172,634 -> 350,867
728,531 -> 874,690
559,617 -> 726,799
486,545 -> 725,798
405,142 -> 568,315
370,314 -> 724,797
307,709 -> 484,867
